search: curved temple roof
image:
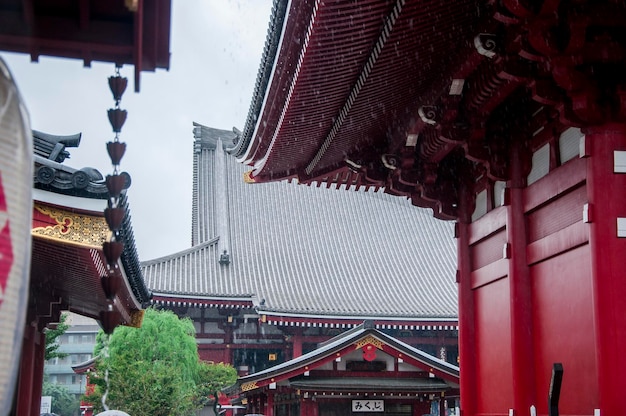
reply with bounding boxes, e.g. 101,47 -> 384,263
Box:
142,125 -> 457,325
32,130 -> 150,331
237,0 -> 480,206
236,0 -> 626,220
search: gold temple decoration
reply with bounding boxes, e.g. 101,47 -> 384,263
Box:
243,170 -> 256,183
125,309 -> 145,328
354,335 -> 384,350
241,381 -> 259,392
32,204 -> 110,248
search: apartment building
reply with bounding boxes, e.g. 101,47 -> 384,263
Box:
44,313 -> 99,396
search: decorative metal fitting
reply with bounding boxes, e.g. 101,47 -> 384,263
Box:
345,159 -> 363,172
103,241 -> 124,267
104,207 -> 126,231
106,141 -> 127,165
107,108 -> 128,133
418,106 -> 439,125
106,174 -> 127,199
381,154 -> 399,170
108,75 -> 128,103
474,33 -> 498,58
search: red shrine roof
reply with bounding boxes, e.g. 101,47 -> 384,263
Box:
234,0 -> 480,219
142,125 -> 458,329
235,0 -> 626,220
230,321 -> 459,395
0,0 -> 171,91
31,131 -> 150,332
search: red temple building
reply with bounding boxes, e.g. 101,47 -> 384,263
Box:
22,131 -> 151,416
141,124 -> 460,379
230,1 -> 626,416
229,321 -> 460,416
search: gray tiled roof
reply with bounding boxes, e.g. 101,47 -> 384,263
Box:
142,125 -> 457,320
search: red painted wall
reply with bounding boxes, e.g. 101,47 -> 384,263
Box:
460,150 -> 605,415
474,277 -> 512,414
530,246 -> 597,413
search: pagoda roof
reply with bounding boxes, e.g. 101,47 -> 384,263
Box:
231,321 -> 459,394
31,130 -> 151,331
142,125 -> 457,326
236,0 -> 482,219
235,0 -> 626,220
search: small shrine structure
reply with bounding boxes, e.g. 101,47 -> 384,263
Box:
229,321 -> 459,416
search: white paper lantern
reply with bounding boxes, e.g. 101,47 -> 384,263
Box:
0,56 -> 33,414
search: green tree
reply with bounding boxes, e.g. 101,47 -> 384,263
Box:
88,308 -> 236,416
42,380 -> 80,416
196,362 -> 238,407
45,312 -> 70,361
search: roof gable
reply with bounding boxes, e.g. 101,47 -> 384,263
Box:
234,322 -> 459,393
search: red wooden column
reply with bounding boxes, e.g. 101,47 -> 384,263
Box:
457,177 -> 477,415
291,331 -> 303,358
300,397 -> 317,416
30,330 -> 46,416
585,123 -> 626,416
15,324 -> 36,416
223,325 -> 234,365
506,139 -> 535,413
265,391 -> 274,416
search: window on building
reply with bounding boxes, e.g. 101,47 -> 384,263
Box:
559,127 -> 582,164
494,181 -> 506,207
527,143 -> 550,185
471,189 -> 488,221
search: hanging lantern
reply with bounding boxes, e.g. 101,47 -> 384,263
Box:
363,344 -> 377,361
96,410 -> 131,416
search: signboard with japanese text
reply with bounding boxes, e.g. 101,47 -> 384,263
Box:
40,396 -> 52,413
352,399 -> 384,412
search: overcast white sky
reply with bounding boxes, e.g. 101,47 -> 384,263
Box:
0,0 -> 273,260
